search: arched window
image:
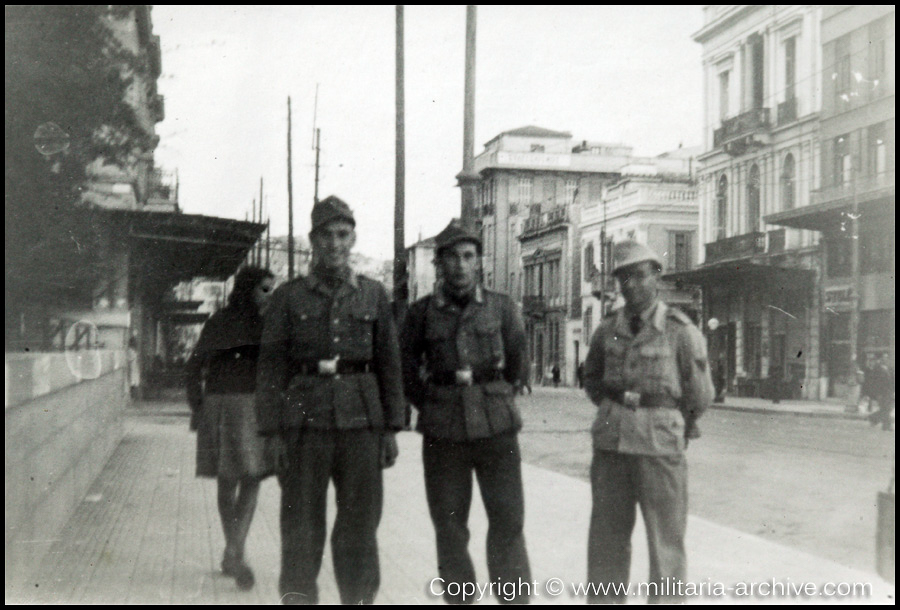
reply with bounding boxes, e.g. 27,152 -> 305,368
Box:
781,154 -> 795,210
716,174 -> 728,240
747,164 -> 760,232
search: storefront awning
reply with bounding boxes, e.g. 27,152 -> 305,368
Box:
765,190 -> 893,232
111,210 -> 266,287
664,261 -> 813,289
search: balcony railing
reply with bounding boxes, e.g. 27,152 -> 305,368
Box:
705,231 -> 765,264
811,173 -> 895,206
522,295 -> 547,313
777,97 -> 797,125
713,108 -> 771,148
521,207 -> 569,238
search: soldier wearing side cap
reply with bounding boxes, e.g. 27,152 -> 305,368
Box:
400,219 -> 532,604
582,240 -> 713,604
256,196 -> 406,605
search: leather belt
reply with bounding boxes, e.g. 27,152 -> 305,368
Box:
429,369 -> 504,386
295,360 -> 372,376
604,388 -> 676,409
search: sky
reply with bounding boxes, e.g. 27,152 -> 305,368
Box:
152,5 -> 705,261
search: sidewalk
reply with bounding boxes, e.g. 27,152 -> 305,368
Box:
8,399 -> 894,605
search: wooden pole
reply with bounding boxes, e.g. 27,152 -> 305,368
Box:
287,96 -> 295,280
457,5 -> 478,227
394,5 -> 408,306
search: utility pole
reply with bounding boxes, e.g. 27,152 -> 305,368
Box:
258,177 -> 264,265
312,83 -> 321,206
265,216 -> 271,271
456,5 -> 479,228
314,128 -> 321,205
394,4 -> 408,308
287,96 -> 295,280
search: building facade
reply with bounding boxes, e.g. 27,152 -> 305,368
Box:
474,126 -> 632,385
678,5 -> 825,400
766,6 -> 895,397
581,151 -> 702,355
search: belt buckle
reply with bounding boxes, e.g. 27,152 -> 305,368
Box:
623,391 -> 641,409
455,368 -> 473,386
318,357 -> 339,376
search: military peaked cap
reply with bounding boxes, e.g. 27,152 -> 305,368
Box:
612,240 -> 663,274
435,218 -> 482,255
311,195 -> 355,232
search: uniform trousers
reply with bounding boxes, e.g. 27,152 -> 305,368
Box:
423,432 -> 531,605
587,450 -> 687,604
278,428 -> 382,605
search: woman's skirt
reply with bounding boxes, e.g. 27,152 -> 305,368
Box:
196,392 -> 273,479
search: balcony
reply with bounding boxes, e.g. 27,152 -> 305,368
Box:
522,295 -> 547,315
776,97 -> 797,125
811,173 -> 895,207
520,207 -> 569,239
705,231 -> 765,264
713,108 -> 771,156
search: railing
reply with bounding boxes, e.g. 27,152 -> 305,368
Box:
705,231 -> 765,264
811,173 -> 895,206
713,108 -> 770,148
522,295 -> 547,313
521,207 -> 569,237
777,97 -> 797,125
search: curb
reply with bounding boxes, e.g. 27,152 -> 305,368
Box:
710,402 -> 872,421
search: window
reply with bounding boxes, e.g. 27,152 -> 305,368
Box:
565,179 -> 578,204
718,70 -> 730,120
589,180 -> 603,203
543,178 -> 555,205
670,232 -> 693,271
583,306 -> 593,342
868,20 -> 886,89
516,177 -> 533,205
716,174 -> 728,240
867,123 -> 886,177
781,154 -> 795,210
834,35 -> 851,105
584,242 -> 595,279
747,164 -> 760,232
833,134 -> 851,187
861,221 -> 893,274
826,236 -> 851,278
748,33 -> 765,110
784,36 -> 796,101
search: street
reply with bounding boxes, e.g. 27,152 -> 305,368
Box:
515,387 -> 895,576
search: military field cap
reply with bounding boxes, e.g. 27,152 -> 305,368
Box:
612,240 -> 662,275
311,195 -> 355,233
435,218 -> 482,255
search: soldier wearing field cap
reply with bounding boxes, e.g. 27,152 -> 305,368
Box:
400,218 -> 532,604
256,195 -> 405,604
583,240 -> 713,604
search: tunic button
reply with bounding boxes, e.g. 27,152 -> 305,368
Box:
334,319 -> 340,325
334,337 -> 340,343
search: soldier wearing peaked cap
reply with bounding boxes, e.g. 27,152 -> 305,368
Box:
256,195 -> 406,604
400,218 -> 532,604
582,240 -> 713,604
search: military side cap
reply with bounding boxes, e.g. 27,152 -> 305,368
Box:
612,240 -> 662,274
435,218 -> 482,254
311,195 -> 355,232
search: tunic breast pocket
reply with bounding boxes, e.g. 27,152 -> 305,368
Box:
603,339 -> 627,385
347,308 -> 376,359
473,322 -> 504,365
290,302 -> 326,350
638,344 -> 676,393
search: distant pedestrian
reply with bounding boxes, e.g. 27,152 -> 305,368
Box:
583,241 -> 713,603
868,354 -> 894,431
185,266 -> 276,591
127,336 -> 140,400
577,362 -> 585,389
552,363 -> 561,388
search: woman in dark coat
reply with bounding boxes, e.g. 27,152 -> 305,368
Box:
185,266 -> 275,591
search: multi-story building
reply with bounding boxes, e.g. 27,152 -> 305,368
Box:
406,236 -> 438,303
474,126 -> 633,385
766,6 -> 894,398
581,149 -> 702,355
676,5 -> 825,399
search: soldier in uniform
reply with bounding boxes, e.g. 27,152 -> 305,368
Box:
582,241 -> 713,604
400,219 -> 532,604
256,195 -> 406,605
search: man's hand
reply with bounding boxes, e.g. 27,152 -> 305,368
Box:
380,432 -> 399,469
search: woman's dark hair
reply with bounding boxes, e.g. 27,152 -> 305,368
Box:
227,266 -> 274,310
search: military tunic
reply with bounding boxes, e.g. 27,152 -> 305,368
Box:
583,301 -> 713,603
256,270 -> 404,605
401,284 -> 532,604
